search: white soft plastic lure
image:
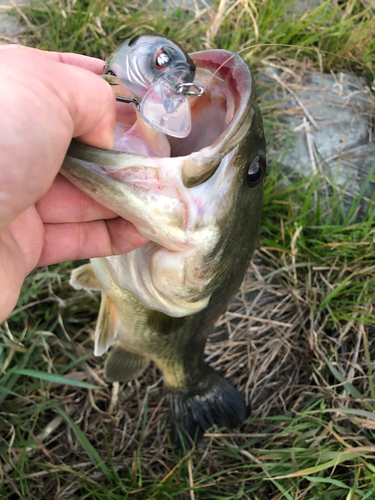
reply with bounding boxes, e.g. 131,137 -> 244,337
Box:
103,34 -> 203,138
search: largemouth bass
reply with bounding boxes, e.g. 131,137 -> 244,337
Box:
61,35 -> 266,443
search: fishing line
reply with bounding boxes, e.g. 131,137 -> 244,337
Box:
200,41 -> 367,93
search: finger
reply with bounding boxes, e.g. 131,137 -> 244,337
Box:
1,45 -> 115,151
47,57 -> 116,149
0,45 -> 106,74
42,51 -> 106,75
37,219 -> 149,266
36,174 -> 118,223
34,48 -> 116,147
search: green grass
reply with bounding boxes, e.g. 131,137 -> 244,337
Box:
9,0 -> 375,79
1,0 -> 375,498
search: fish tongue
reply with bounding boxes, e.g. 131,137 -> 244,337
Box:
114,108 -> 171,158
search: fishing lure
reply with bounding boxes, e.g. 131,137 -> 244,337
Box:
103,34 -> 204,138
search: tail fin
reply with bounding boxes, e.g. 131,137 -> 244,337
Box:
165,369 -> 246,446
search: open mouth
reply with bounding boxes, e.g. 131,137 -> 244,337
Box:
63,49 -> 255,253
111,50 -> 249,160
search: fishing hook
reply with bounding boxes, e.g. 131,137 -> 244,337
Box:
115,96 -> 141,110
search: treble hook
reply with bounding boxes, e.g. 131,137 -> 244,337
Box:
175,82 -> 205,97
115,96 -> 141,110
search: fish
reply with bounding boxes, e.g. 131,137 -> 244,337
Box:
61,34 -> 266,444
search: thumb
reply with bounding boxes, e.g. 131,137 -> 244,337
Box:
42,50 -> 116,150
54,63 -> 116,150
0,46 -> 116,227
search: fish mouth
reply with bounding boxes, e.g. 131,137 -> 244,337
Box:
110,49 -> 254,184
62,50 -> 257,250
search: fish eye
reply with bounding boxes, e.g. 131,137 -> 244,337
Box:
247,157 -> 266,188
155,48 -> 171,69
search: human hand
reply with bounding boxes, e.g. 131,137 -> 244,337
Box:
0,45 -> 148,322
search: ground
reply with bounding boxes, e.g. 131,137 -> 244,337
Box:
1,1 -> 375,499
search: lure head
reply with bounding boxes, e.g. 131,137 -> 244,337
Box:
104,34 -> 199,138
104,34 -> 196,96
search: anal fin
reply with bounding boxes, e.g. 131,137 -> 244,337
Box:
104,345 -> 150,382
70,263 -> 100,291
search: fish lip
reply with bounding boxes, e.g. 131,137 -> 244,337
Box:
180,50 -> 253,186
189,50 -> 254,138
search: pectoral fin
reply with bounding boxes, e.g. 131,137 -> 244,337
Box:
104,345 -> 150,382
70,263 -> 100,291
94,294 -> 117,356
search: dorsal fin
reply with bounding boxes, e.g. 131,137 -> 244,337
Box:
94,294 -> 117,356
70,263 -> 100,291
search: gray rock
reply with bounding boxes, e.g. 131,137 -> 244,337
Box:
287,0 -> 374,13
162,0 -> 213,11
0,0 -> 28,41
288,0 -> 322,11
259,67 -> 375,212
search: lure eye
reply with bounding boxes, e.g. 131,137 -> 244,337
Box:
247,157 -> 266,187
155,48 -> 171,69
